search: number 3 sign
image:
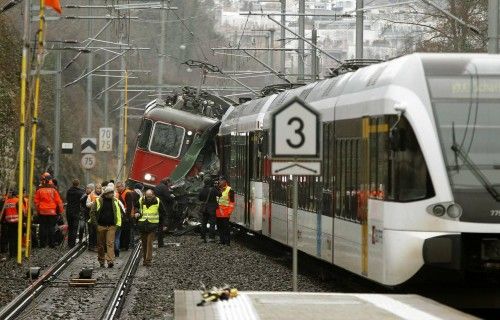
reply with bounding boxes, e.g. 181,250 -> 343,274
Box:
272,97 -> 320,158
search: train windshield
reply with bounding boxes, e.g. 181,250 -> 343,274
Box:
149,122 -> 185,158
428,75 -> 500,192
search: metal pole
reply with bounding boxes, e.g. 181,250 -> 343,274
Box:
268,16 -> 342,63
269,29 -> 275,71
298,0 -> 305,81
17,0 -> 32,265
489,0 -> 500,53
54,45 -> 61,179
292,175 -> 298,291
103,19 -> 110,178
85,0 -> 93,185
117,53 -> 125,179
123,70 -> 129,179
157,0 -> 166,97
311,27 -> 317,81
26,0 -> 46,261
280,0 -> 286,75
356,0 -> 364,59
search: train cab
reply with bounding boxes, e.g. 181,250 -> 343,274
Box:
129,100 -> 218,186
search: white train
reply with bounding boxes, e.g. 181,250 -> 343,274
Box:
218,53 -> 500,286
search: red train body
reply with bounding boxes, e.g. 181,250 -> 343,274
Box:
129,100 -> 219,187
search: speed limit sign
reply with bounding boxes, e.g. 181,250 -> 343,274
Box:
271,97 -> 320,158
81,154 -> 96,170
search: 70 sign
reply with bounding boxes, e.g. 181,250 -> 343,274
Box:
99,127 -> 113,152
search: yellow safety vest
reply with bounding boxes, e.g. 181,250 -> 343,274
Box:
218,186 -> 232,207
139,197 -> 160,224
217,186 -> 234,218
95,198 -> 122,227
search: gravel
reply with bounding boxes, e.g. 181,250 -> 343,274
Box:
0,246 -> 65,309
121,231 -> 342,320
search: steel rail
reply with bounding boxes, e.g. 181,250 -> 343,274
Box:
100,242 -> 142,320
0,242 -> 87,320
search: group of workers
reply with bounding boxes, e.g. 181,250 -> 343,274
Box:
0,172 -> 235,266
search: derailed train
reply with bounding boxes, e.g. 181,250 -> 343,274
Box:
132,53 -> 500,286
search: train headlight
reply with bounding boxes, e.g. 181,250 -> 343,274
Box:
432,204 -> 446,217
144,173 -> 156,182
447,204 -> 462,219
187,130 -> 193,136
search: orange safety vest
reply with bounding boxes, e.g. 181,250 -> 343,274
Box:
3,197 -> 25,223
120,189 -> 135,216
216,186 -> 234,218
34,187 -> 64,216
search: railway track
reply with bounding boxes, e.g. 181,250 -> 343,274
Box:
0,242 -> 142,320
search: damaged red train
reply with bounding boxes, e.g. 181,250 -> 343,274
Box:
128,89 -> 234,186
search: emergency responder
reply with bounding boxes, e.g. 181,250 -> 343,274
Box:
154,178 -> 174,246
198,178 -> 221,243
116,181 -> 135,251
136,189 -> 166,266
66,179 -> 85,248
0,190 -> 25,258
34,174 -> 64,248
216,177 -> 234,246
90,185 -> 122,268
86,183 -> 102,250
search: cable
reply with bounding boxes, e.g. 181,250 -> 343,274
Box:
170,6 -> 209,61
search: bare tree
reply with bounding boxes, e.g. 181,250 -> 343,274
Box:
380,0 -> 488,53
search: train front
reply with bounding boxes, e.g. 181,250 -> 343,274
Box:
420,55 -> 500,284
128,99 -> 220,187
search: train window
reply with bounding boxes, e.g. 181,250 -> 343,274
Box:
250,131 -> 264,182
388,117 -> 435,202
149,122 -> 185,158
369,117 -> 389,200
228,133 -> 247,194
137,119 -> 153,149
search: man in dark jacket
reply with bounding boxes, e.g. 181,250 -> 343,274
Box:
154,178 -> 174,247
116,181 -> 136,251
90,186 -> 122,268
66,179 -> 85,248
198,178 -> 221,243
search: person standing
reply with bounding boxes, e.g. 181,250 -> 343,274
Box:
86,183 -> 102,250
154,178 -> 174,247
136,189 -> 166,266
1,190 -> 25,258
34,174 -> 64,248
80,184 -> 93,245
90,186 -> 122,268
116,181 -> 135,251
66,179 -> 85,248
198,178 -> 221,243
216,178 -> 235,246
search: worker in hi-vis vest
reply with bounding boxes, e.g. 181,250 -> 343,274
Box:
136,189 -> 166,266
216,177 -> 235,246
90,185 -> 122,268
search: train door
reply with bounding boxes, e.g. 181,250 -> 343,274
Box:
247,131 -> 265,232
320,122 -> 335,263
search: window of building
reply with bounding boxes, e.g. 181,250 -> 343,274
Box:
149,122 -> 185,158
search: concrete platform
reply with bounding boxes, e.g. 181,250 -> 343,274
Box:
174,291 -> 478,320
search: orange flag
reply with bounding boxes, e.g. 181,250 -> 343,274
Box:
45,0 -> 62,14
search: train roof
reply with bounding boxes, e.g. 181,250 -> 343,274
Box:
220,53 -> 500,133
144,102 -> 218,132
